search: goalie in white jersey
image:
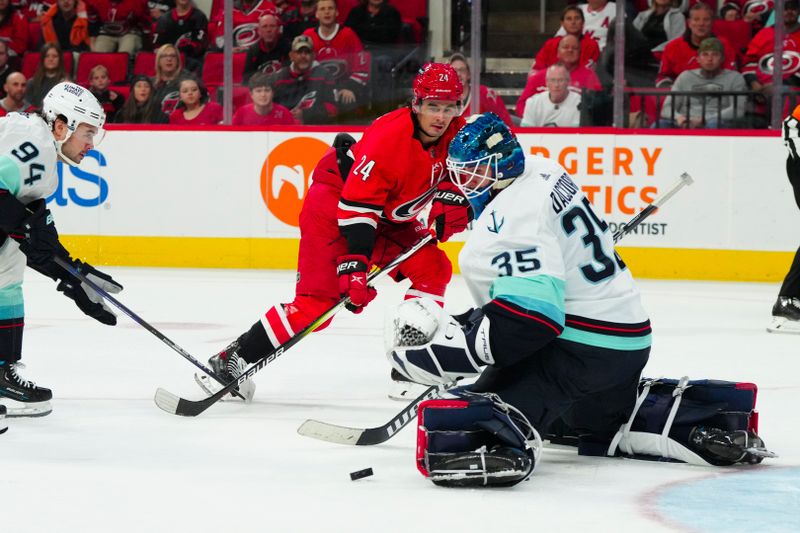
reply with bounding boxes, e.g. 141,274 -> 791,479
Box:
0,82 -> 123,419
389,112 -> 651,455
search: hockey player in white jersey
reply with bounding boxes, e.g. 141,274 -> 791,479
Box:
387,113 -> 651,482
0,82 -> 123,418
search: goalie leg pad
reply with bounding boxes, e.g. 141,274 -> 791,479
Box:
608,377 -> 775,466
416,391 -> 541,487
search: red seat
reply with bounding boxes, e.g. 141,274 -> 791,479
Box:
233,86 -> 250,109
75,53 -> 129,86
28,22 -> 42,51
133,51 -> 156,77
21,52 -> 75,80
109,85 -> 130,101
336,0 -> 359,23
201,52 -> 247,85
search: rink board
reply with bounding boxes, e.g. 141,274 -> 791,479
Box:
51,126 -> 793,281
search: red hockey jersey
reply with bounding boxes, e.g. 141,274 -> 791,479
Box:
86,0 -> 150,37
742,26 -> 800,85
336,108 -> 465,233
209,0 -> 276,49
460,85 -> 513,126
531,35 -> 600,74
0,10 -> 28,56
656,32 -> 738,87
303,24 -> 369,90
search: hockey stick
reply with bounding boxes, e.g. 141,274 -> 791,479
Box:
153,233 -> 435,417
52,256 -> 246,401
297,172 -> 695,446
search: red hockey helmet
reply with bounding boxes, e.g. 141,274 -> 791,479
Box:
412,63 -> 464,103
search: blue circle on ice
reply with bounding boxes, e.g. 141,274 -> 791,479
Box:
652,467 -> 800,532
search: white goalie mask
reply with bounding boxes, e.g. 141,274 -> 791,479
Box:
42,82 -> 106,166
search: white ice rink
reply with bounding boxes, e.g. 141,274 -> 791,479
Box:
2,267 -> 798,533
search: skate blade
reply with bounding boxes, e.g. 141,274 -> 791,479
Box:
766,316 -> 800,334
388,379 -> 429,402
194,373 -> 256,403
1,400 -> 52,418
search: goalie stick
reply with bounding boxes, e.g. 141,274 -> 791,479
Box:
153,234 -> 435,417
53,257 -> 246,401
297,172 -> 695,446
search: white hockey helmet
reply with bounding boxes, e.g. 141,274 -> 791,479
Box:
42,81 -> 106,166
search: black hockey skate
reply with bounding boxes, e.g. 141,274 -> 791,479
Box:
0,362 -> 53,417
767,297 -> 800,334
194,341 -> 256,402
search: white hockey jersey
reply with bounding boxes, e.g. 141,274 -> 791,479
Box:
459,155 -> 651,351
0,113 -> 59,204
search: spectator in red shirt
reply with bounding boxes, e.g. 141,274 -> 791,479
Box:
169,76 -> 223,124
516,34 -> 601,117
87,0 -> 150,55
530,6 -> 600,77
209,0 -> 276,52
303,0 -> 369,115
0,0 -> 29,57
449,52 -> 513,126
243,12 -> 290,82
743,0 -> 800,97
0,71 -> 33,115
232,71 -> 296,125
656,2 -> 737,88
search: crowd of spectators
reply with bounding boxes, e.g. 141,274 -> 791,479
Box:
0,0 -> 796,128
0,0 -> 420,123
517,0 -> 800,128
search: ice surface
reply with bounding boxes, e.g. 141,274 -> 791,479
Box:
2,268 -> 798,532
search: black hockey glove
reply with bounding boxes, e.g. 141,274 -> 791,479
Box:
10,199 -> 63,267
56,260 -> 123,326
0,189 -> 29,231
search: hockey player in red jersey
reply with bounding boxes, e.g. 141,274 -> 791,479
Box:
197,63 -> 469,401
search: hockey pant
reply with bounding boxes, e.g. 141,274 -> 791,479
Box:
471,339 -> 650,447
0,235 -> 24,365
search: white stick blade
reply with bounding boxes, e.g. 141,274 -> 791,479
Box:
297,419 -> 365,445
154,388 -> 180,414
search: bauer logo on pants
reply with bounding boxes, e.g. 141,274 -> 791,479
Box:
261,137 -> 329,227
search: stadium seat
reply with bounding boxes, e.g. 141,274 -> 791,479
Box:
28,22 -> 42,51
110,85 -> 131,102
133,51 -> 156,77
75,53 -> 129,86
21,52 -> 75,79
202,52 -> 247,85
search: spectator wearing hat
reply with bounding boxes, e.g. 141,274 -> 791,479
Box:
116,74 -> 169,123
658,37 -> 746,129
521,63 -> 582,127
268,33 -> 336,124
742,0 -> 800,98
243,12 -> 291,82
233,71 -> 296,125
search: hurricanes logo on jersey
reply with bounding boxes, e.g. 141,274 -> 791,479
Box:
758,51 -> 800,78
261,137 -> 329,227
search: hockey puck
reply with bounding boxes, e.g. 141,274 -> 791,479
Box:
349,467 -> 374,481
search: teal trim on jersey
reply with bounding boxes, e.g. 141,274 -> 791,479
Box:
0,283 -> 24,319
490,275 -> 566,326
560,327 -> 652,351
0,155 -> 22,195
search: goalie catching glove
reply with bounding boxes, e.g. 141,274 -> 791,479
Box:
386,298 -> 493,385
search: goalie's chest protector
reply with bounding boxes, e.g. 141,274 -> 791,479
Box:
0,113 -> 59,203
459,156 -> 650,346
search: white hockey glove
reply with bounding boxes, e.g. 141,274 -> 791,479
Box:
385,298 -> 494,386
784,105 -> 800,159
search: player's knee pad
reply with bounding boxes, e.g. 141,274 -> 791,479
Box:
607,377 -> 775,466
416,390 -> 542,487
